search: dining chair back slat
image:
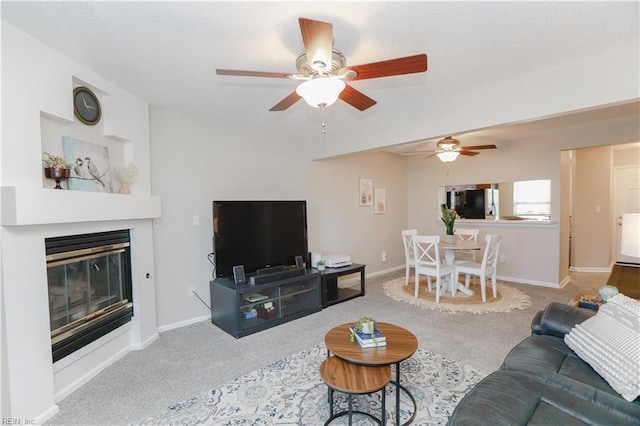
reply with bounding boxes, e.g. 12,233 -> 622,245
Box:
455,228 -> 480,262
401,229 -> 418,287
454,234 -> 502,302
413,235 -> 455,303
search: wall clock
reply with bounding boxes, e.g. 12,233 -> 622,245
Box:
73,86 -> 101,125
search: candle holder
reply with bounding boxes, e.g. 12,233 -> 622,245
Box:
44,167 -> 70,189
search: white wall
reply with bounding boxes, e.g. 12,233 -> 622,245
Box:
306,151 -> 408,268
149,107 -> 408,329
1,23 -> 159,422
572,146 -> 612,269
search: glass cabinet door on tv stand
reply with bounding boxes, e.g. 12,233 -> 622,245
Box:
209,271 -> 321,338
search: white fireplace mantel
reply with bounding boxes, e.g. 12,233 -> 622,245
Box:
1,186 -> 161,226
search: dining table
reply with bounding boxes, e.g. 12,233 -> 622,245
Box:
438,239 -> 483,296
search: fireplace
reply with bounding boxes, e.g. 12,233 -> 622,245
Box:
46,230 -> 134,362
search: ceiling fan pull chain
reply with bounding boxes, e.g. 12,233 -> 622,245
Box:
320,104 -> 327,134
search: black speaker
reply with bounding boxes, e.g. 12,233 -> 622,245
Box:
233,265 -> 246,284
295,255 -> 304,269
307,252 -> 312,270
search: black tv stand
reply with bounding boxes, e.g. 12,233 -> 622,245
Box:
209,263 -> 366,338
210,270 -> 321,338
318,263 -> 366,308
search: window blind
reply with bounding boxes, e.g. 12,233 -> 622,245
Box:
513,179 -> 551,219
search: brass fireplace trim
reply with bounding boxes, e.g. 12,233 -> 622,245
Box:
46,242 -> 130,267
51,299 -> 133,345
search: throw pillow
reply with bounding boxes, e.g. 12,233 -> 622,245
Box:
564,293 -> 640,402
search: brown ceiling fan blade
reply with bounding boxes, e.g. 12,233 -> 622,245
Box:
459,151 -> 480,156
348,54 -> 428,80
338,85 -> 377,111
298,18 -> 333,71
269,91 -> 302,111
423,153 -> 438,159
216,69 -> 291,79
461,144 -> 497,150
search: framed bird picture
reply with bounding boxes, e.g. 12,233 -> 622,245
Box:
62,136 -> 114,193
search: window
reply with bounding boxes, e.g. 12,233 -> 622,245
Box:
513,179 -> 551,220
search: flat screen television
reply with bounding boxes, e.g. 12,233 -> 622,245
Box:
212,200 -> 308,279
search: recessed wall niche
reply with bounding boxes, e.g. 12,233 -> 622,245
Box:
40,112 -> 125,191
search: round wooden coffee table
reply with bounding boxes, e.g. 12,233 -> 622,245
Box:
325,322 -> 419,425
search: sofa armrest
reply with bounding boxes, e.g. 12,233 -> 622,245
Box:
530,302 -> 596,338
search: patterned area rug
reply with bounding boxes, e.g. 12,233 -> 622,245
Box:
132,344 -> 487,425
383,276 -> 531,314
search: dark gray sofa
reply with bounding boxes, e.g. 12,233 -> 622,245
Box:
448,302 -> 640,425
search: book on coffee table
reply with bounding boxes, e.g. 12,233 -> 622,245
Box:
349,326 -> 387,348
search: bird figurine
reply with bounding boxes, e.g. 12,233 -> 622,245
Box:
73,157 -> 85,178
84,157 -> 105,187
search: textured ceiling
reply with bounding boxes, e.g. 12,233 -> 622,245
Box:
2,1 -> 639,151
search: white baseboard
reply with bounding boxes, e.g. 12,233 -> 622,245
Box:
496,275 -> 561,288
569,266 -> 611,273
34,403 -> 60,425
132,332 -> 160,350
336,264 -> 403,288
558,275 -> 571,288
368,265 -> 405,278
157,314 -> 210,333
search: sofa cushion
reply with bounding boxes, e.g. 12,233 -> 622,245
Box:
564,293 -> 640,402
447,370 -> 640,425
530,301 -> 596,337
500,334 -> 620,396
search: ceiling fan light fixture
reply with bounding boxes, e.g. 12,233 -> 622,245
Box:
437,151 -> 460,163
296,77 -> 346,108
437,136 -> 460,150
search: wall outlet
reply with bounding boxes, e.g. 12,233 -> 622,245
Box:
381,250 -> 388,262
499,253 -> 506,264
188,285 -> 196,296
192,215 -> 200,226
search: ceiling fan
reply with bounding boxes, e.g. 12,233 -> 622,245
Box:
216,18 -> 428,115
404,136 -> 497,163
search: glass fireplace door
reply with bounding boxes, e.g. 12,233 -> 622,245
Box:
47,244 -> 130,339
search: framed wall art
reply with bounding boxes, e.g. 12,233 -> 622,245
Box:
62,136 -> 114,193
359,178 -> 373,206
374,188 -> 386,214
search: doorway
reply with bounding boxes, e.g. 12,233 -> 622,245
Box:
614,165 -> 640,264
564,143 -> 640,272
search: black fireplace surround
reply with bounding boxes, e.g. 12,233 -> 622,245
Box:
46,230 -> 133,362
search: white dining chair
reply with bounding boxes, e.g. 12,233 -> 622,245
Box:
454,234 -> 502,303
401,229 -> 418,287
413,235 -> 455,303
455,228 -> 479,263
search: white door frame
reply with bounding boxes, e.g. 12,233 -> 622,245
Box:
612,165 -> 640,264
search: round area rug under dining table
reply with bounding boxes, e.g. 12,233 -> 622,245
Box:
382,276 -> 531,314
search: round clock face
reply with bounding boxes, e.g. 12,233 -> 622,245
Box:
73,87 -> 101,125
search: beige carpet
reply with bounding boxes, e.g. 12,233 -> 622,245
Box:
383,276 -> 531,314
